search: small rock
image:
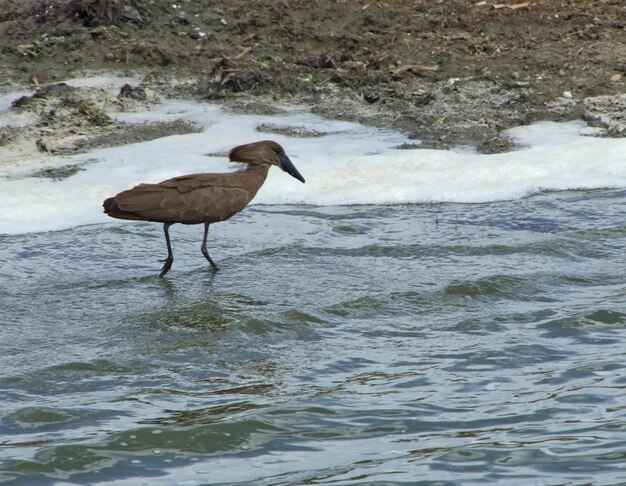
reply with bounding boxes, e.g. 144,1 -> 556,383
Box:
42,35 -> 66,46
122,6 -> 143,24
342,60 -> 368,72
119,84 -> 149,101
362,87 -> 380,103
610,73 -> 622,83
583,94 -> 626,136
396,142 -> 422,150
478,135 -> 516,154
17,44 -> 37,56
562,91 -> 573,99
314,53 -> 336,69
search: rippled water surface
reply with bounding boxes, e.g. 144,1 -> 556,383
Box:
1,189 -> 626,485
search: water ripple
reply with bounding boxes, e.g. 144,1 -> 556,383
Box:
2,190 -> 626,484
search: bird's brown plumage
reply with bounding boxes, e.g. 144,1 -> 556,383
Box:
103,166 -> 268,224
103,140 -> 304,276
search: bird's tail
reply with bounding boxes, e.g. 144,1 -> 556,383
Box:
103,196 -> 144,221
103,197 -> 116,213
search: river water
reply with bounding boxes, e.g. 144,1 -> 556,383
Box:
1,78 -> 626,485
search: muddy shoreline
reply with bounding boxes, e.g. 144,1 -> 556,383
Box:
0,0 -> 624,162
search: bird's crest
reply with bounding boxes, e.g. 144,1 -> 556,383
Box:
229,140 -> 284,166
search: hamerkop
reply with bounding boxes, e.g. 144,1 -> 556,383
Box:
103,140 -> 305,276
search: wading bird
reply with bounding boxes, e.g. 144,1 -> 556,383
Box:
103,140 -> 305,276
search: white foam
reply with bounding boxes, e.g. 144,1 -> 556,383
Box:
1,90 -> 625,235
61,73 -> 145,92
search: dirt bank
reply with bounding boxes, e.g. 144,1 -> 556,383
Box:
0,0 -> 624,157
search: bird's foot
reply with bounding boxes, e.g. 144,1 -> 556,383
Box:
201,250 -> 220,270
159,257 -> 173,277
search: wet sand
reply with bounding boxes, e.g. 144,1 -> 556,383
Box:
0,0 -> 624,157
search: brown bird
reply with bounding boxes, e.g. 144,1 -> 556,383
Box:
103,140 -> 305,276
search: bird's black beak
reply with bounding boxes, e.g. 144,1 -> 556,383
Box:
280,153 -> 305,183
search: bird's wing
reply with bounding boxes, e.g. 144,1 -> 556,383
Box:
161,173 -> 245,192
114,177 -> 251,224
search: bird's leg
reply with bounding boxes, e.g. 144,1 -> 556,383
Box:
201,222 -> 219,270
159,223 -> 174,277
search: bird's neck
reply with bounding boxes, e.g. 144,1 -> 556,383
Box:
240,163 -> 271,199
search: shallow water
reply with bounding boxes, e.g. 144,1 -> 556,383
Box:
1,188 -> 626,485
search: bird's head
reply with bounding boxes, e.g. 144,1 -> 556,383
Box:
229,140 -> 305,183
